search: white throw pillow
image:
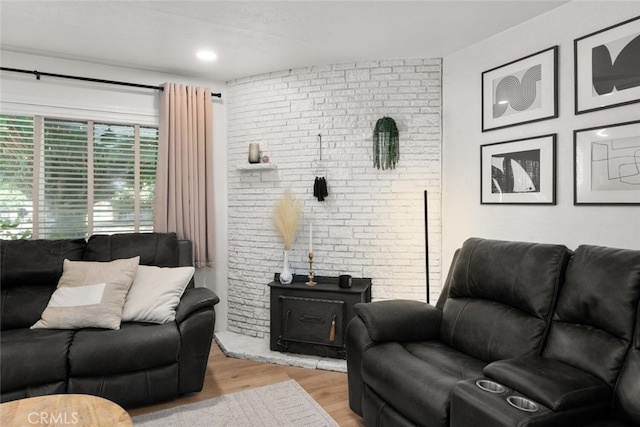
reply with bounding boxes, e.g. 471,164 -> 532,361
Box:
32,257 -> 140,330
121,265 -> 195,324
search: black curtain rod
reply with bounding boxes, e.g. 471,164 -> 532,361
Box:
0,67 -> 222,98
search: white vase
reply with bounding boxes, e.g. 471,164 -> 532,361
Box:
280,250 -> 293,284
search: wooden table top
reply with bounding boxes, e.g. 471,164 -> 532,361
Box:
0,394 -> 132,427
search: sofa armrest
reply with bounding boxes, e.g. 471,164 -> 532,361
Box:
353,300 -> 442,343
175,286 -> 219,394
176,287 -> 219,324
484,356 -> 611,411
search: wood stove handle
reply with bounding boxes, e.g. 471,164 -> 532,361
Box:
284,310 -> 291,334
329,315 -> 336,342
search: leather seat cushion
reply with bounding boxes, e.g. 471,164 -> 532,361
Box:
1,329 -> 75,392
69,322 -> 180,376
362,341 -> 485,426
484,356 -> 611,411
404,341 -> 487,379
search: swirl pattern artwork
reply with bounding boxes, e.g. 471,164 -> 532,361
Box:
482,46 -> 557,131
493,65 -> 542,118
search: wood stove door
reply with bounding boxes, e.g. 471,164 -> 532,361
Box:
280,296 -> 345,347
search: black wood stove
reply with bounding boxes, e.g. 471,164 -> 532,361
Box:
269,274 -> 372,359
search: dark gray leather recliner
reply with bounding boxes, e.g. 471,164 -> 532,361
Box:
457,244 -> 640,426
1,232 -> 219,408
347,238 -> 640,427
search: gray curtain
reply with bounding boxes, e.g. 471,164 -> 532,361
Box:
154,83 -> 215,267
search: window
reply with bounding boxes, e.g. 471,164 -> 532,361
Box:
0,115 -> 158,239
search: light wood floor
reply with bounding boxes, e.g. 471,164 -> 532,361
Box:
127,342 -> 365,426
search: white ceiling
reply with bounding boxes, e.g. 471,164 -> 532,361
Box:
0,1 -> 569,82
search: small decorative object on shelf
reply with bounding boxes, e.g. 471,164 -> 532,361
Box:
305,222 -> 316,286
273,190 -> 302,284
339,274 -> 352,288
248,143 -> 260,163
306,252 -> 316,286
373,117 -> 399,170
280,251 -> 293,285
261,153 -> 269,163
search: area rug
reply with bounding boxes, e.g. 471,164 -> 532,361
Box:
132,380 -> 338,426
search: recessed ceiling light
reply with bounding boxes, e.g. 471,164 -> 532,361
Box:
196,50 -> 217,61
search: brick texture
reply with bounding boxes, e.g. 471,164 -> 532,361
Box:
227,58 -> 442,337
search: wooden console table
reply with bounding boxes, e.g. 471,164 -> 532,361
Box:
0,394 -> 132,427
269,274 -> 372,359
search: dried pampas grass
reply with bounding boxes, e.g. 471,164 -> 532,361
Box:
273,190 -> 302,250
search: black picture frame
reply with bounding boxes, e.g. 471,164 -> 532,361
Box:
574,120 -> 640,205
481,134 -> 556,205
574,16 -> 640,115
481,46 -> 558,132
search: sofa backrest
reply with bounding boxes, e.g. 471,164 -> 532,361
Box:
440,238 -> 571,363
0,238 -> 87,330
1,232 -> 192,330
84,232 -> 180,266
542,245 -> 640,389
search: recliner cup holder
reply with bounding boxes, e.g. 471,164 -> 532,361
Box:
475,379 -> 506,394
506,395 -> 539,412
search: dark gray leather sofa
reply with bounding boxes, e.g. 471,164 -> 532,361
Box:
1,232 -> 220,408
346,238 -> 640,427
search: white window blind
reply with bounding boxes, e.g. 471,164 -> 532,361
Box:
0,114 -> 158,239
41,119 -> 89,238
0,115 -> 34,239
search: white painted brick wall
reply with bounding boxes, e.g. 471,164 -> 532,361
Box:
227,58 -> 442,338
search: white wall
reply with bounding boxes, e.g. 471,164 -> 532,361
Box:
442,2 -> 640,279
0,51 -> 230,331
226,59 -> 442,337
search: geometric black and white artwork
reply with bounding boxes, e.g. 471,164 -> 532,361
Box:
492,65 -> 542,119
482,46 -> 558,132
592,35 -> 640,96
590,136 -> 640,191
575,16 -> 640,114
574,120 -> 640,204
491,149 -> 541,194
481,134 -> 556,204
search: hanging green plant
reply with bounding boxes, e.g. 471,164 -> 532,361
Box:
373,117 -> 399,170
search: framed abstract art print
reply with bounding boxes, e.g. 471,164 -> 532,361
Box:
575,16 -> 640,114
574,120 -> 640,205
482,46 -> 558,132
481,134 -> 556,205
